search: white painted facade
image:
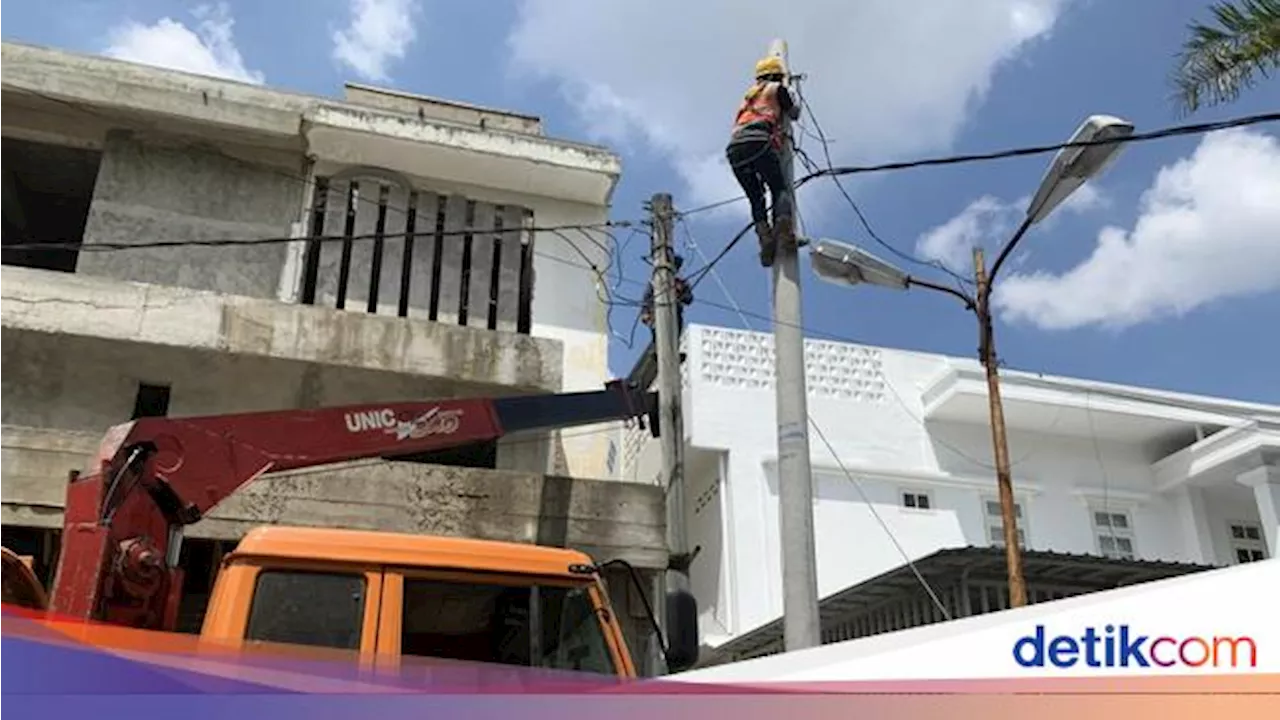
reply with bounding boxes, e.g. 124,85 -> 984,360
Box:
622,324 -> 1280,648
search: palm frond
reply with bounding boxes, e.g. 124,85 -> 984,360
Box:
1170,0 -> 1280,115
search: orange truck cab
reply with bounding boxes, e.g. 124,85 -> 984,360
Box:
198,526 -> 655,677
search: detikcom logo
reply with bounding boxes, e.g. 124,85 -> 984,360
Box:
1013,624 -> 1258,669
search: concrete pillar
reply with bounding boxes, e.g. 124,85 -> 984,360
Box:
1236,464 -> 1280,559
1171,486 -> 1217,564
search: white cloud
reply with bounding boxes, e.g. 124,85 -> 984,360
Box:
916,195 -> 1024,273
103,3 -> 263,84
993,128 -> 1280,331
506,0 -> 1070,212
332,0 -> 418,83
914,182 -> 1106,274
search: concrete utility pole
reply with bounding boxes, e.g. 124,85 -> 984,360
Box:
767,39 -> 821,651
649,192 -> 693,663
972,246 -> 1028,608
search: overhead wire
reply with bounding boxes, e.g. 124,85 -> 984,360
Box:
25,208 -> 1052,474
663,107 -> 1280,473
5,222 -> 634,254
13,193 -> 1081,476
676,110 -> 1280,218
680,104 -> 1280,303
546,227 -> 646,350
797,110 -> 1280,186
795,90 -> 973,288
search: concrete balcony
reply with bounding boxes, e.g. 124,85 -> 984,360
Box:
1,265 -> 562,393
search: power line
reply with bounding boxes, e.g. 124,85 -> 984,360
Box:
545,227 -> 648,349
672,109 -> 1280,329
683,221 -> 754,291
651,223 -> 1034,473
3,222 -> 633,254
795,92 -> 973,287
7,201 -> 1035,473
677,110 -> 1280,217
797,110 -> 1280,186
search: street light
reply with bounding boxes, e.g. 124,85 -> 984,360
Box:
811,114 -> 1133,609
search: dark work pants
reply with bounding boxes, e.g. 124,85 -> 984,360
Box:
726,135 -> 791,227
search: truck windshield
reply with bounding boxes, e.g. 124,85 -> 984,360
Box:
400,577 -> 617,676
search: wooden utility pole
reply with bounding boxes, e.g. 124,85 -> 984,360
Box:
767,39 -> 821,651
649,192 -> 694,664
973,246 -> 1028,608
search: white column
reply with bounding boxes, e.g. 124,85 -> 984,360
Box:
1236,464 -> 1280,559
1171,486 -> 1217,564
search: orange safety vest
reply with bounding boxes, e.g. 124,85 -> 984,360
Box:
732,82 -> 783,147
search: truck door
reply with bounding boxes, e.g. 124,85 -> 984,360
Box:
202,560 -> 384,671
372,567 -> 624,680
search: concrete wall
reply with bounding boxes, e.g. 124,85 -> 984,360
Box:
661,325 -> 1270,646
0,425 -> 666,562
76,129 -> 307,299
0,322 -> 562,474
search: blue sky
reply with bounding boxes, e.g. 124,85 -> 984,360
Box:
5,0 -> 1278,403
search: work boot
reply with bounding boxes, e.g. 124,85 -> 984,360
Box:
755,220 -> 776,268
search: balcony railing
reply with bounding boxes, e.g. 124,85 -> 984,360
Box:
299,172 -> 535,334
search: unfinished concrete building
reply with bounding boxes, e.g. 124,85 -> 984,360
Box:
0,41 -> 666,667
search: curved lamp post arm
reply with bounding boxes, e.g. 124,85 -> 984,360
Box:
988,214 -> 1035,286
905,276 -> 977,312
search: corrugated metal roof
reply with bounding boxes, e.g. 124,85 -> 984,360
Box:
706,546 -> 1217,665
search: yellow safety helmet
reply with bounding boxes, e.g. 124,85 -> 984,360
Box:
754,56 -> 785,80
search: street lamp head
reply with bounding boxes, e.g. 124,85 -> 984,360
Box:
809,239 -> 910,290
1025,114 -> 1134,225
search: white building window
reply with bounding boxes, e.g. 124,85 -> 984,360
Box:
1091,508 -> 1136,560
981,497 -> 1025,548
1228,522 -> 1267,564
900,490 -> 933,510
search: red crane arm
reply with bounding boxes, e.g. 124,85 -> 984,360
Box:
49,380 -> 657,629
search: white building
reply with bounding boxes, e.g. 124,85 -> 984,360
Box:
623,324 -> 1279,659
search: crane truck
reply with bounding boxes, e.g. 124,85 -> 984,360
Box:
0,379 -> 700,679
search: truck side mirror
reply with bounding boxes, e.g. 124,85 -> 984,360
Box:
664,588 -> 699,673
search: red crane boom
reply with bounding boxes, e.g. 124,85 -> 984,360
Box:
50,380 -> 658,630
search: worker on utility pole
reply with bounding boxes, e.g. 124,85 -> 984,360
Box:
725,55 -> 802,268
639,254 -> 693,337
